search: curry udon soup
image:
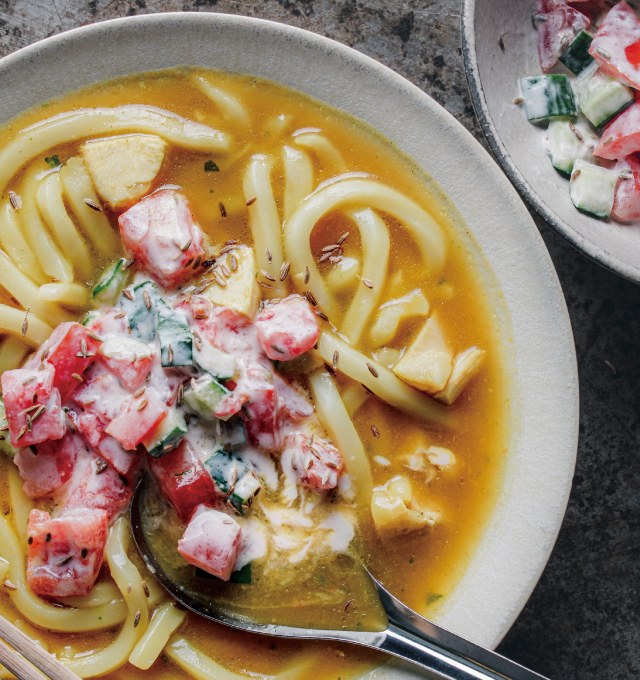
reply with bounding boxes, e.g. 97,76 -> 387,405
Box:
0,68 -> 510,680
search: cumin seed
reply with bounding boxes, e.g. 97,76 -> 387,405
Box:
114,312 -> 126,319
280,261 -> 290,281
366,362 -> 379,378
67,415 -> 76,432
137,399 -> 148,411
181,238 -> 192,252
31,405 -> 45,423
513,97 -> 524,104
371,425 -> 380,438
26,415 -> 32,433
319,251 -> 334,263
95,458 -> 109,475
344,599 -> 354,612
143,290 -> 152,310
266,246 -> 272,263
87,331 -> 103,343
322,244 -> 339,253
270,344 -> 285,354
123,289 -> 134,301
183,257 -> 194,268
337,232 -> 349,245
315,309 -> 328,321
304,266 -> 310,284
122,258 -> 135,270
177,383 -> 184,406
219,202 -> 227,217
81,339 -> 87,357
22,307 -> 29,337
56,555 -> 73,567
324,362 -> 336,376
134,387 -> 146,398
214,271 -> 227,288
596,47 -> 611,59
220,244 -> 237,255
363,278 -> 373,289
604,136 -> 614,145
261,269 -> 276,281
229,255 -> 238,271
499,36 -> 505,52
184,413 -> 191,425
322,470 -> 331,485
142,581 -> 150,597
221,263 -> 231,277
41,347 -> 50,361
305,291 -> 318,307
168,344 -> 174,364
22,376 -> 36,386
325,460 -> 339,470
9,191 -> 22,211
257,280 -> 272,289
246,196 -> 257,206
84,198 -> 102,212
72,373 -> 84,383
133,608 -> 141,628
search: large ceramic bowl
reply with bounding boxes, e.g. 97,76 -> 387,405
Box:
462,0 -> 640,284
0,13 -> 578,660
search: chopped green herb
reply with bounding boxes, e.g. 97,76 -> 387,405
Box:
204,160 -> 220,172
264,130 -> 270,136
426,593 -> 443,605
45,155 -> 60,168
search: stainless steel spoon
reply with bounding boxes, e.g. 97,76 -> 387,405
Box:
130,476 -> 549,680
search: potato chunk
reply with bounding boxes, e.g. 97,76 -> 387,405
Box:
370,289 -> 429,347
81,134 -> 166,209
203,245 -> 261,320
371,475 -> 437,540
434,347 -> 485,405
392,315 -> 452,393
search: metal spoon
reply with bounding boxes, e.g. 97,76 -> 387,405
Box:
130,476 -> 549,680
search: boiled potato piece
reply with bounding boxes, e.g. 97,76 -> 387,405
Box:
401,445 -> 456,482
392,314 -> 452,393
203,245 -> 260,319
81,134 -> 166,209
371,476 -> 437,539
324,257 -> 361,292
370,289 -> 429,347
434,347 -> 485,405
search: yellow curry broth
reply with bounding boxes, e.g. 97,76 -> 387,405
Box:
0,67 -> 510,678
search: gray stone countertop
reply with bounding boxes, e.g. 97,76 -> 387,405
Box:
1,1 -> 637,679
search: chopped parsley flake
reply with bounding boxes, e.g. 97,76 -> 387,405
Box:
204,160 -> 220,172
426,593 -> 443,605
45,155 -> 60,168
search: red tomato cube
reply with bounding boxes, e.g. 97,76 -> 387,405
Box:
595,103 -> 640,159
26,323 -> 101,402
73,363 -> 131,426
149,441 -> 218,521
14,434 -> 79,498
77,411 -> 105,447
255,296 -> 319,361
61,452 -> 133,520
188,300 -> 260,359
118,190 -> 206,289
236,362 -> 282,450
105,391 -> 167,451
1,364 -> 65,447
97,435 -> 138,476
177,505 -> 242,581
590,1 -> 640,88
536,0 -> 590,72
26,508 -> 108,598
284,433 -> 343,492
97,337 -> 155,391
273,374 -> 314,422
613,154 -> 640,220
87,309 -> 129,338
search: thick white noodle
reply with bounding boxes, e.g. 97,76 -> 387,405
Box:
293,133 -> 348,174
0,251 -> 73,327
65,518 -> 149,677
59,158 -> 119,258
317,332 -> 450,425
308,369 -> 373,501
0,204 -> 46,285
37,283 -> 90,309
0,337 -> 29,374
284,178 -> 446,318
18,171 -> 73,283
8,467 -> 33,546
242,154 -> 286,296
191,76 -> 250,127
58,581 -> 123,609
340,209 -> 389,345
129,602 -> 186,670
0,106 -> 230,196
36,173 -> 93,281
283,146 -> 313,220
0,305 -> 52,347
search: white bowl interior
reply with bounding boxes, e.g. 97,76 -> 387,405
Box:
0,13 -> 578,662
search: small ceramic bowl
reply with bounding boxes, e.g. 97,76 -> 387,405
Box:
0,13 -> 578,659
462,0 -> 640,284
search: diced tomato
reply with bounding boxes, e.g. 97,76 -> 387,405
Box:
105,392 -> 167,451
590,1 -> 640,88
594,102 -> 640,159
118,190 -> 206,289
285,433 -> 343,492
26,508 -> 108,598
613,154 -> 640,220
1,364 -> 65,447
236,362 -> 282,450
177,505 -> 242,581
77,411 -> 105,447
73,363 -> 130,425
536,0 -> 590,72
98,339 -> 155,391
149,441 -> 218,521
61,452 -> 133,520
87,309 -> 129,338
26,323 -> 101,402
189,301 -> 262,359
14,434 -> 79,498
273,374 -> 314,421
97,435 -> 138,476
255,296 -> 319,361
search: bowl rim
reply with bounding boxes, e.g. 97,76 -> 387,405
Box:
461,0 -> 640,285
0,10 -> 579,656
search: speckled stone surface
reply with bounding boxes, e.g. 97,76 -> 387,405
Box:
0,2 -> 636,679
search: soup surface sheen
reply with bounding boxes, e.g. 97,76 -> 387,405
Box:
0,67 -> 512,680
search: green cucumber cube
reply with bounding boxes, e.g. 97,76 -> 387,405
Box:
157,300 -> 192,367
577,68 -> 633,128
195,562 -> 252,584
183,375 -> 231,421
0,396 -> 18,458
520,75 -> 577,122
194,341 -> 236,380
204,450 -> 248,494
92,258 -> 129,305
121,281 -> 158,343
142,408 -> 188,458
569,160 -> 618,219
230,473 -> 261,514
547,121 -> 597,174
559,31 -> 594,75
218,417 -> 246,448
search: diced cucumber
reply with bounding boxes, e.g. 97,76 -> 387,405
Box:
230,473 -> 261,514
157,300 -> 193,368
99,336 -> 153,361
0,396 -> 18,458
121,281 -> 158,343
204,450 -> 248,494
547,121 -> 597,174
218,417 -> 246,448
92,258 -> 129,305
142,408 -> 188,458
79,310 -> 101,327
195,561 -> 252,583
194,341 -> 236,380
559,30 -> 594,75
577,68 -> 633,128
569,160 -> 618,219
183,375 -> 231,421
520,75 -> 577,123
